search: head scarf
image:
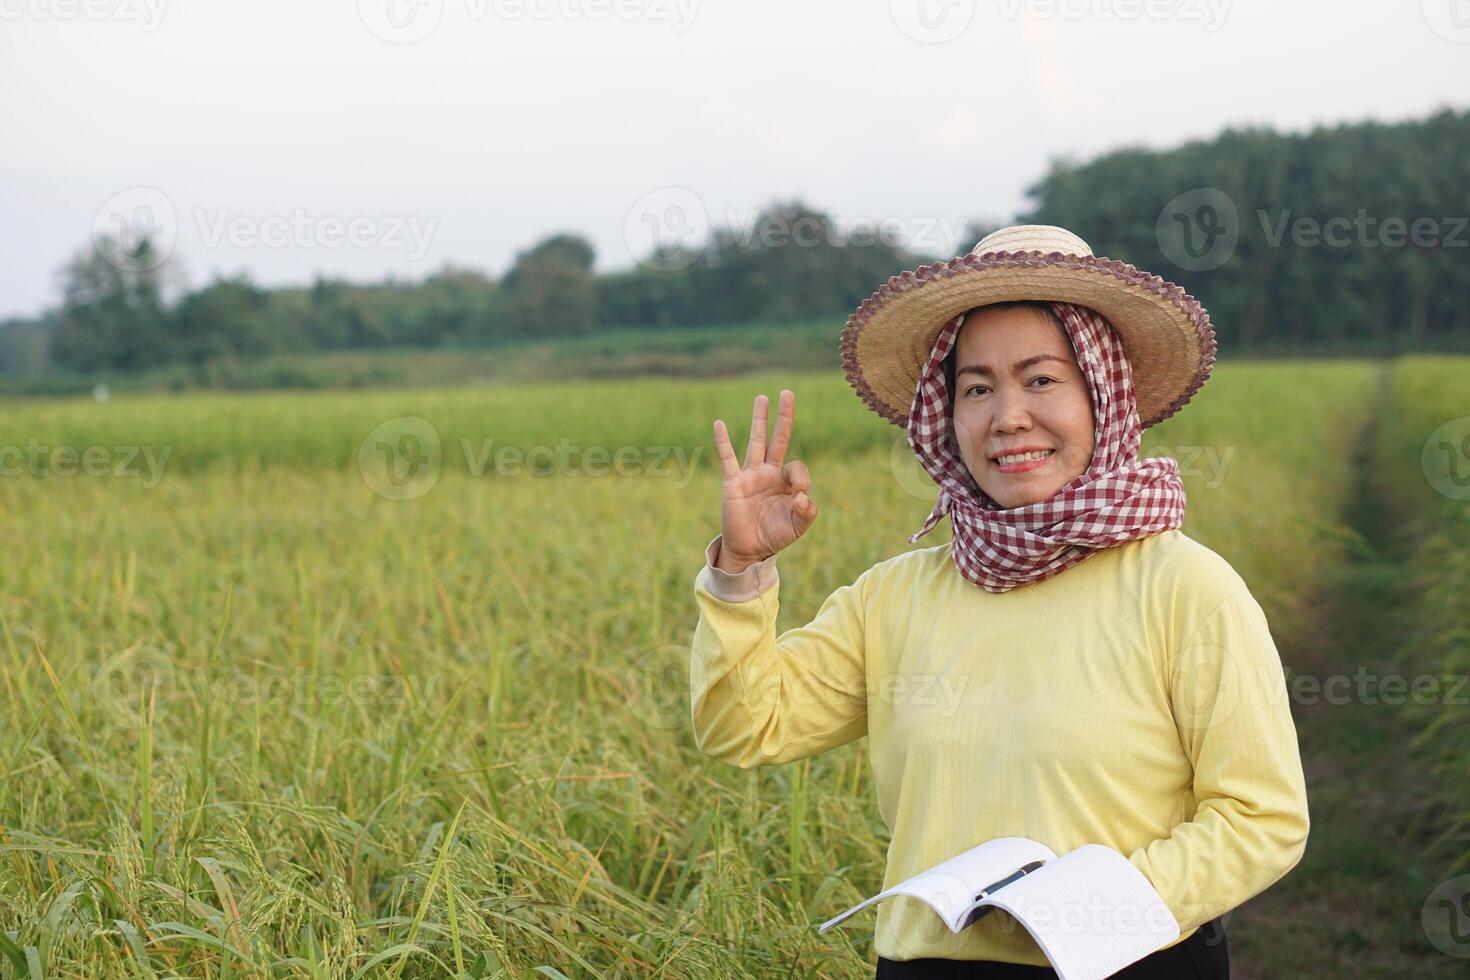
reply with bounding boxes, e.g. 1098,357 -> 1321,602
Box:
905,301 -> 1187,593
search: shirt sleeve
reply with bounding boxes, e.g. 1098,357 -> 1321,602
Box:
689,532 -> 871,769
1127,590 -> 1311,936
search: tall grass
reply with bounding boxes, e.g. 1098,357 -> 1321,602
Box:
0,360 -> 1374,975
1373,355 -> 1470,870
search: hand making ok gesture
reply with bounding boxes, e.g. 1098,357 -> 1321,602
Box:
711,389 -> 819,573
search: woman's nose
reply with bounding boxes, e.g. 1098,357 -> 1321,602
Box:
991,388 -> 1032,431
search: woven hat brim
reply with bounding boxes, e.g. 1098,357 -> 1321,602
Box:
840,250 -> 1217,430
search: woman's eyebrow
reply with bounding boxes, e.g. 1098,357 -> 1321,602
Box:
955,353 -> 1071,379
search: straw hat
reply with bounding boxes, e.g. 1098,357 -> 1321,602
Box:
840,224 -> 1217,429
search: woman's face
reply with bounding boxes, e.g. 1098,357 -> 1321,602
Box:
949,305 -> 1096,508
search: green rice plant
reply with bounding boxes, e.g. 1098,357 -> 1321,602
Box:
0,360 -> 1374,975
1372,355 -> 1470,870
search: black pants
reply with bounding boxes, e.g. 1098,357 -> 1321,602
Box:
875,916 -> 1228,979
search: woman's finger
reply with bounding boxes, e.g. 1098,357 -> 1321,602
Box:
792,491 -> 817,532
713,420 -> 742,481
743,394 -> 768,469
767,389 -> 794,467
784,459 -> 810,495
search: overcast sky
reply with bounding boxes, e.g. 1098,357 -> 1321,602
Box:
1,0 -> 1465,319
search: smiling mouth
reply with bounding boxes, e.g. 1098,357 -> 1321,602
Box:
991,449 -> 1056,465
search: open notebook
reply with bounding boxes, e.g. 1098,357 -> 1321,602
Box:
818,837 -> 1181,980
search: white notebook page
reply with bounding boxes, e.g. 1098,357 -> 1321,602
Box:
817,837 -> 1056,934
978,844 -> 1181,980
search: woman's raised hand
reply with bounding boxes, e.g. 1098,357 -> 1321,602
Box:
711,389 -> 818,573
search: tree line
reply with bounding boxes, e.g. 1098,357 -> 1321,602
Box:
1017,106 -> 1470,352
0,200 -> 927,376
2,106 -> 1466,378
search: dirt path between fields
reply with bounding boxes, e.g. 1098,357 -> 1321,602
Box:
1229,362 -> 1465,977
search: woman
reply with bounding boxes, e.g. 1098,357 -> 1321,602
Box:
690,225 -> 1309,978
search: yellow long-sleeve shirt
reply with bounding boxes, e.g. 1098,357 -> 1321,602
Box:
690,529 -> 1310,965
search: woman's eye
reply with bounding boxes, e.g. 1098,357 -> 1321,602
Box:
963,379 -> 1055,397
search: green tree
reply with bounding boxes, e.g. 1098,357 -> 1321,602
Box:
172,274 -> 280,363
501,233 -> 599,338
49,234 -> 172,371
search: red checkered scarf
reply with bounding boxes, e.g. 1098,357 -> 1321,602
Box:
905,301 -> 1187,592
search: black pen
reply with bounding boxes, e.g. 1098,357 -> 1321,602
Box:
967,860 -> 1046,924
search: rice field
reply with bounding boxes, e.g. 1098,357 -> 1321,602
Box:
1374,356 -> 1470,870
0,356 -> 1460,977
